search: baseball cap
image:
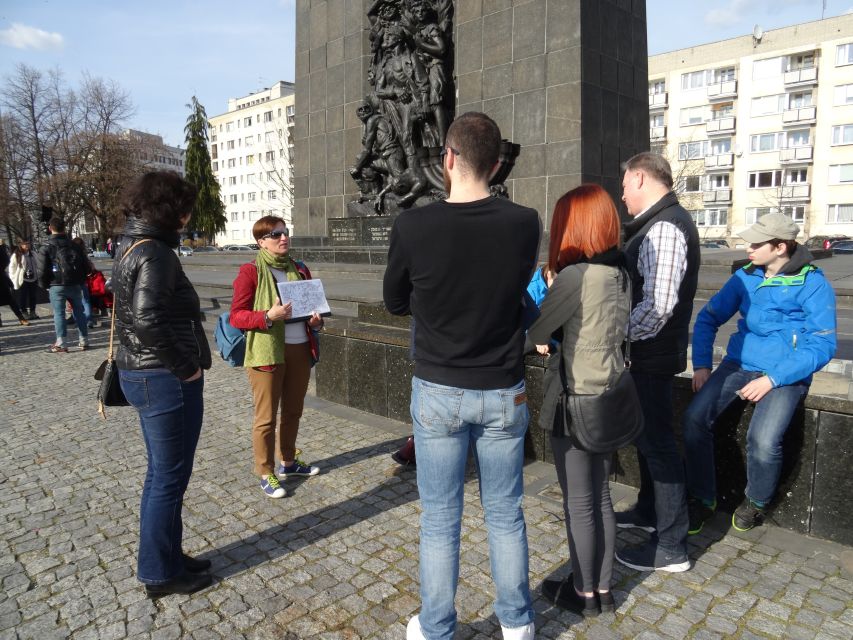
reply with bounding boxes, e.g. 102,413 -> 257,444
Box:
738,213 -> 799,243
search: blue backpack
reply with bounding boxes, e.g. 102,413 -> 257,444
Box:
214,312 -> 245,367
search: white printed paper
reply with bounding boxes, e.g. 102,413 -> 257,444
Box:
276,279 -> 332,322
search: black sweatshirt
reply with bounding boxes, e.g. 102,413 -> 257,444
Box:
383,196 -> 540,389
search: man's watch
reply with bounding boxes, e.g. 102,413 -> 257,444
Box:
264,311 -> 273,328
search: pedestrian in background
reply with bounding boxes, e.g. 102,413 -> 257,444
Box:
1,239 -> 30,327
113,171 -> 213,597
10,239 -> 40,320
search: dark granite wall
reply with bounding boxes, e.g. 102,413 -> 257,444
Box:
294,0 -> 650,236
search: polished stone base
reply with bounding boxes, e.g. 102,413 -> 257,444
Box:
315,303 -> 853,545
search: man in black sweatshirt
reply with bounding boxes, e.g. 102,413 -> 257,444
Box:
384,112 -> 540,640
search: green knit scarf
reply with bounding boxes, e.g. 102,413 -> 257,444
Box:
243,249 -> 301,367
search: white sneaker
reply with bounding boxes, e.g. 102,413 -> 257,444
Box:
406,615 -> 426,640
502,622 -> 534,640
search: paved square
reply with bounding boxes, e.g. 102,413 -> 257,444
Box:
1,317 -> 852,639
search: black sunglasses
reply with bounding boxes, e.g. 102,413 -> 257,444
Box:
261,229 -> 289,240
439,146 -> 461,159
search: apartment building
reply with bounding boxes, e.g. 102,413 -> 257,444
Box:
124,129 -> 186,176
648,14 -> 853,244
208,81 -> 296,245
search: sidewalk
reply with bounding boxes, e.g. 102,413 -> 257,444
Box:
1,317 -> 852,639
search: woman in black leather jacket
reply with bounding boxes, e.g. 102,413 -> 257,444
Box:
113,171 -> 213,598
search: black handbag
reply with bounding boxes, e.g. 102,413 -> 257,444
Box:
93,239 -> 150,418
555,335 -> 644,454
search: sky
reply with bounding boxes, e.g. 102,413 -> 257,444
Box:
0,0 -> 851,148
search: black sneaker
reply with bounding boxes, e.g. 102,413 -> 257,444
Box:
615,507 -> 656,533
732,498 -> 767,532
542,578 -> 599,617
687,497 -> 716,535
615,541 -> 691,572
598,591 -> 615,613
145,571 -> 212,598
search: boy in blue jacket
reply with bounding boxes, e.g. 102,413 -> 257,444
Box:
684,213 -> 836,533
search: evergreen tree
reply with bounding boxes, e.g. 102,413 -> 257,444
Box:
184,96 -> 225,243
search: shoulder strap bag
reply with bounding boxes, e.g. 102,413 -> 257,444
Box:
94,239 -> 152,418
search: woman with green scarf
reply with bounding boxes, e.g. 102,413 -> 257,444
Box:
229,216 -> 323,498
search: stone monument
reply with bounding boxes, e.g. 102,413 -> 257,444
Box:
293,0 -> 650,238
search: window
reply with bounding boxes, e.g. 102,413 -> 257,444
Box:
245,136 -> 253,146
678,141 -> 708,160
788,91 -> 813,108
753,57 -> 783,79
831,125 -> 853,145
704,208 -> 727,226
680,106 -> 706,126
231,212 -> 238,222
226,140 -> 235,150
286,105 -> 295,117
212,161 -> 218,171
714,67 -> 735,82
650,114 -> 664,127
244,117 -> 252,127
267,171 -> 275,180
265,131 -> 275,142
781,206 -> 806,223
787,169 -> 807,184
249,211 -> 259,221
265,151 -> 275,162
787,53 -> 815,71
681,70 -> 709,90
829,164 -> 853,184
263,111 -> 273,122
837,43 -> 853,66
680,176 -> 702,192
229,176 -> 237,185
828,204 -> 853,223
707,174 -> 729,189
225,121 -> 233,132
211,146 -> 218,160
268,190 -> 277,200
751,94 -> 785,116
746,207 -> 773,224
711,102 -> 733,120
246,155 -> 255,165
748,171 -> 783,188
710,138 -> 732,154
248,192 -> 256,201
786,129 -> 810,147
750,132 -> 784,153
226,158 -> 235,168
835,84 -> 853,105
231,230 -> 241,239
229,194 -> 238,203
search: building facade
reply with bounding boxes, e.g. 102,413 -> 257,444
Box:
208,81 -> 296,246
649,14 -> 853,245
124,129 -> 186,176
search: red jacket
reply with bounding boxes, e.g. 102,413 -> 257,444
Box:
229,261 -> 319,363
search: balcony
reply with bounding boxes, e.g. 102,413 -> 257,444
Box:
706,117 -> 735,135
784,66 -> 818,87
707,80 -> 738,100
649,92 -> 668,110
782,106 -> 817,126
703,189 -> 732,204
779,146 -> 814,164
781,184 -> 812,201
705,153 -> 734,170
650,126 -> 667,141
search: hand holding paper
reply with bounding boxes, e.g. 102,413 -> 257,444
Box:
276,279 -> 332,323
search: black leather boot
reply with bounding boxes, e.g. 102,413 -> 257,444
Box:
145,571 -> 212,598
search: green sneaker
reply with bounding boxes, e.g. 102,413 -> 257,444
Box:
687,497 -> 716,535
732,498 -> 766,532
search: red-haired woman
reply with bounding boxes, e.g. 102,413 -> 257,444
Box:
527,184 -> 631,617
229,216 -> 323,499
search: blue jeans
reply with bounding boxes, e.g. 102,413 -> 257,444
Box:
683,359 -> 808,505
411,376 -> 533,640
49,285 -> 88,346
120,368 -> 205,584
80,285 -> 92,325
630,372 -> 688,554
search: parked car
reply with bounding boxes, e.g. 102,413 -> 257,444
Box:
805,235 -> 850,250
193,246 -> 220,252
699,240 -> 728,249
831,241 -> 853,254
245,243 -> 259,250
178,246 -> 193,257
224,245 -> 253,252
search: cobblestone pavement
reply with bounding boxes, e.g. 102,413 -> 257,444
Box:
1,315 -> 853,640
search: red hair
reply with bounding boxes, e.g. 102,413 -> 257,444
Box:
548,184 -> 621,274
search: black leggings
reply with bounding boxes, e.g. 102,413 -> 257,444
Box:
18,281 -> 38,314
551,433 -> 615,593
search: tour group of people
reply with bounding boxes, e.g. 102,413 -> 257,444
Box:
66,109 -> 835,639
